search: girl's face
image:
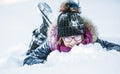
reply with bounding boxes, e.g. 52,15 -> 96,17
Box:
62,35 -> 82,48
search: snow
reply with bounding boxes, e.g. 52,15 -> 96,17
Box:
1,44 -> 120,74
0,0 -> 120,74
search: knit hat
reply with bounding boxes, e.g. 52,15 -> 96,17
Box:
57,12 -> 85,37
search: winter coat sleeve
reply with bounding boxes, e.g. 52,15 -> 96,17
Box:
23,40 -> 52,65
96,38 -> 120,52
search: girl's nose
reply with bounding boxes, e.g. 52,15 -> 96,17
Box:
70,39 -> 77,46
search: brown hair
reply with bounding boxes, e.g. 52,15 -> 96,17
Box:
58,37 -> 63,45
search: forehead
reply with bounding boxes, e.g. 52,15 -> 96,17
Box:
64,35 -> 82,37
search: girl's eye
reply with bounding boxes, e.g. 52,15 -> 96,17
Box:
64,37 -> 71,41
75,36 -> 81,40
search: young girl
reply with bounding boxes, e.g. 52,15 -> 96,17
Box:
23,1 -> 120,65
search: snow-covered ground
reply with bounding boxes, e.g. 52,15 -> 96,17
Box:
0,0 -> 120,74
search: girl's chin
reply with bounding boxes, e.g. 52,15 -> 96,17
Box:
68,46 -> 73,48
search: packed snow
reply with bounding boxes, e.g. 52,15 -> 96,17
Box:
0,0 -> 120,74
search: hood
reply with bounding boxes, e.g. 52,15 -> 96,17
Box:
82,17 -> 98,43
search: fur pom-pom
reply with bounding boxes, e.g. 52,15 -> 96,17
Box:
60,1 -> 81,13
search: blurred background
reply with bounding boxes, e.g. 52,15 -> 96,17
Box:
0,0 -> 120,56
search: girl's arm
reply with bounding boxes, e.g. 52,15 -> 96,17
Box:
96,38 -> 120,52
